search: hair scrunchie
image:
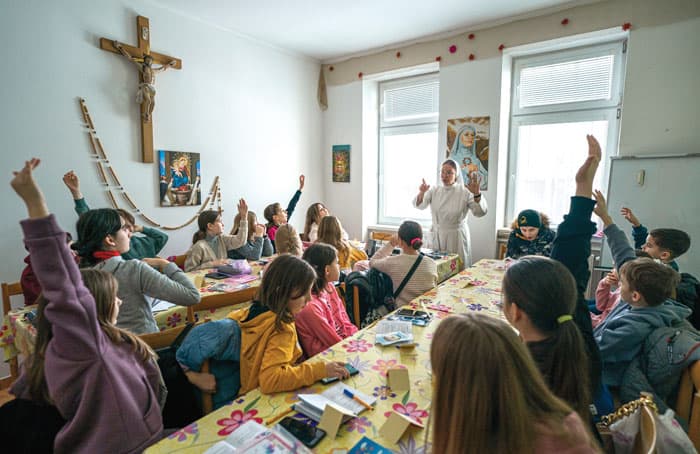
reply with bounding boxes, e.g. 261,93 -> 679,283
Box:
410,237 -> 421,247
557,314 -> 573,324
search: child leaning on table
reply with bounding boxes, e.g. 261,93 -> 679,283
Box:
6,158 -> 166,453
185,201 -> 249,271
592,190 -> 688,388
177,254 -> 348,396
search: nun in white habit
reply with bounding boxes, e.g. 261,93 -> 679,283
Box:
413,159 -> 487,268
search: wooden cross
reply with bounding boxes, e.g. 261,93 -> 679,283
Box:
99,16 -> 182,163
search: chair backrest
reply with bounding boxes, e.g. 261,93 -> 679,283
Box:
498,243 -> 507,260
173,254 -> 187,269
632,404 -> 657,454
675,361 -> 700,451
371,231 -> 393,242
1,282 -> 23,389
139,324 -> 191,351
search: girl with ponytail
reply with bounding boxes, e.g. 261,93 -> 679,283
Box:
369,220 -> 438,307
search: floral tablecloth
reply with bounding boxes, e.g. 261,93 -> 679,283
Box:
0,263 -> 266,361
146,259 -> 506,453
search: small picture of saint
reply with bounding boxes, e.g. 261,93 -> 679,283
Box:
332,144 -> 351,183
158,150 -> 201,207
446,117 -> 490,191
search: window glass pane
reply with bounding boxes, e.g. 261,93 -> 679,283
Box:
513,121 -> 609,227
519,55 -> 614,108
383,81 -> 439,123
381,130 -> 437,221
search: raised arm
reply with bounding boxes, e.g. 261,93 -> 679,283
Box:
594,190 -> 636,271
12,159 -> 102,360
413,179 -> 431,208
621,207 -> 648,249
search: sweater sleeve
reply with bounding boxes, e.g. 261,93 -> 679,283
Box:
550,196 -> 602,391
176,319 -> 238,371
295,298 -> 344,358
604,224 -> 637,271
74,198 -> 90,216
369,242 -> 395,270
261,236 -> 274,257
413,187 -> 433,210
632,224 -> 648,250
141,227 -> 169,255
466,192 -> 487,217
258,328 -> 327,394
285,190 -> 302,220
221,221 -> 248,251
230,237 -> 264,261
185,241 -> 218,271
595,279 -> 618,312
21,215 -> 102,360
139,261 -> 201,306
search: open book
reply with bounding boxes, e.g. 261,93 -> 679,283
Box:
375,320 -> 414,346
294,383 -> 377,423
205,420 -> 311,453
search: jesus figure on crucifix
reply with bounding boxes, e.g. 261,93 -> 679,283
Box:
113,40 -> 176,122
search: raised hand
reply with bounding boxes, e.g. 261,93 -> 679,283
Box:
62,170 -> 83,199
620,207 -> 641,227
419,179 -> 430,193
593,189 -> 613,226
254,223 -> 266,237
12,158 -> 49,219
237,198 -> 248,218
466,172 -> 481,195
575,134 -> 602,197
299,174 -> 305,191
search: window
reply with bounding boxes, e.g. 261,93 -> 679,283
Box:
506,39 -> 627,227
378,73 -> 439,225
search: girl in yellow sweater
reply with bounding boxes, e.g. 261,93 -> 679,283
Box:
228,254 -> 349,394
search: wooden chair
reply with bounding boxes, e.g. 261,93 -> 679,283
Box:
1,282 -> 23,389
173,254 -> 187,270
497,243 -> 507,259
371,231 -> 393,242
338,282 -> 361,329
676,361 -> 700,451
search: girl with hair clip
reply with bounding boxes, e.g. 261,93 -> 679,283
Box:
7,159 -> 166,453
369,220 -> 438,307
227,211 -> 273,261
413,158 -> 487,268
428,313 -> 599,454
226,254 -> 350,394
303,202 -> 348,242
503,135 -> 609,428
295,243 -> 358,357
506,209 -> 555,259
72,210 -> 200,335
185,200 -> 249,271
274,224 -> 304,257
316,215 -> 367,271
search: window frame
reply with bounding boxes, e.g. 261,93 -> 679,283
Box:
377,72 -> 439,226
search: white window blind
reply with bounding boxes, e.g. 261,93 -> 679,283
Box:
519,55 -> 615,108
382,79 -> 439,124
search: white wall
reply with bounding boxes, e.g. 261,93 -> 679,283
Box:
0,0 -> 323,287
324,17 -> 700,261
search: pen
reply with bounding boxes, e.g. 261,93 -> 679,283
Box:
343,388 -> 373,411
265,405 -> 295,425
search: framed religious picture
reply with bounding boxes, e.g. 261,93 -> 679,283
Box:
158,150 -> 202,207
446,117 -> 490,191
332,144 -> 351,183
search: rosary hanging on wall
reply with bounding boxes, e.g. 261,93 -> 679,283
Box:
78,98 -> 222,230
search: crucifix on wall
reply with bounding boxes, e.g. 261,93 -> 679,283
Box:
99,16 -> 182,163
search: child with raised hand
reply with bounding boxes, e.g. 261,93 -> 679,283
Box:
428,314 -> 599,453
9,159 -> 166,452
296,243 -> 358,357
505,209 -> 555,259
71,207 -> 200,334
369,220 -> 437,307
185,200 -> 249,271
227,211 -> 273,261
317,216 -> 367,270
264,174 -> 305,247
621,206 -> 691,272
227,254 -> 349,394
503,135 -> 608,426
63,170 -> 168,259
592,190 -> 688,388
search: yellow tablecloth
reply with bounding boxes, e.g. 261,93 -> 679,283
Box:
146,259 -> 506,453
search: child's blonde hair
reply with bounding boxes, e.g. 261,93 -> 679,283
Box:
303,203 -> 325,241
429,314 -> 587,453
317,216 -> 349,264
274,224 -> 303,257
231,211 -> 258,242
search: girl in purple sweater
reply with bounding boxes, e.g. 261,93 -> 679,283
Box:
10,158 -> 165,453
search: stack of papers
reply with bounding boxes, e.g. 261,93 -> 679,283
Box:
375,320 -> 414,346
295,383 -> 376,423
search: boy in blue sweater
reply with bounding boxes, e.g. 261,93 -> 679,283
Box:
593,192 -> 688,388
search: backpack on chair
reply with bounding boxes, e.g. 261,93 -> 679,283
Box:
345,268 -> 396,328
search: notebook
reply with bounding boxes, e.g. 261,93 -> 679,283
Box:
294,383 -> 376,423
375,320 -> 414,346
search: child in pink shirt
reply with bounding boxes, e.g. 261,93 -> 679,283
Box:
591,268 -> 621,328
296,244 -> 358,357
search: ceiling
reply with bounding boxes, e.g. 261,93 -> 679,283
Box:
153,0 -> 590,62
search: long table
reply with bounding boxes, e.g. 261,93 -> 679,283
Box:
1,255 -> 461,363
146,259 -> 505,453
